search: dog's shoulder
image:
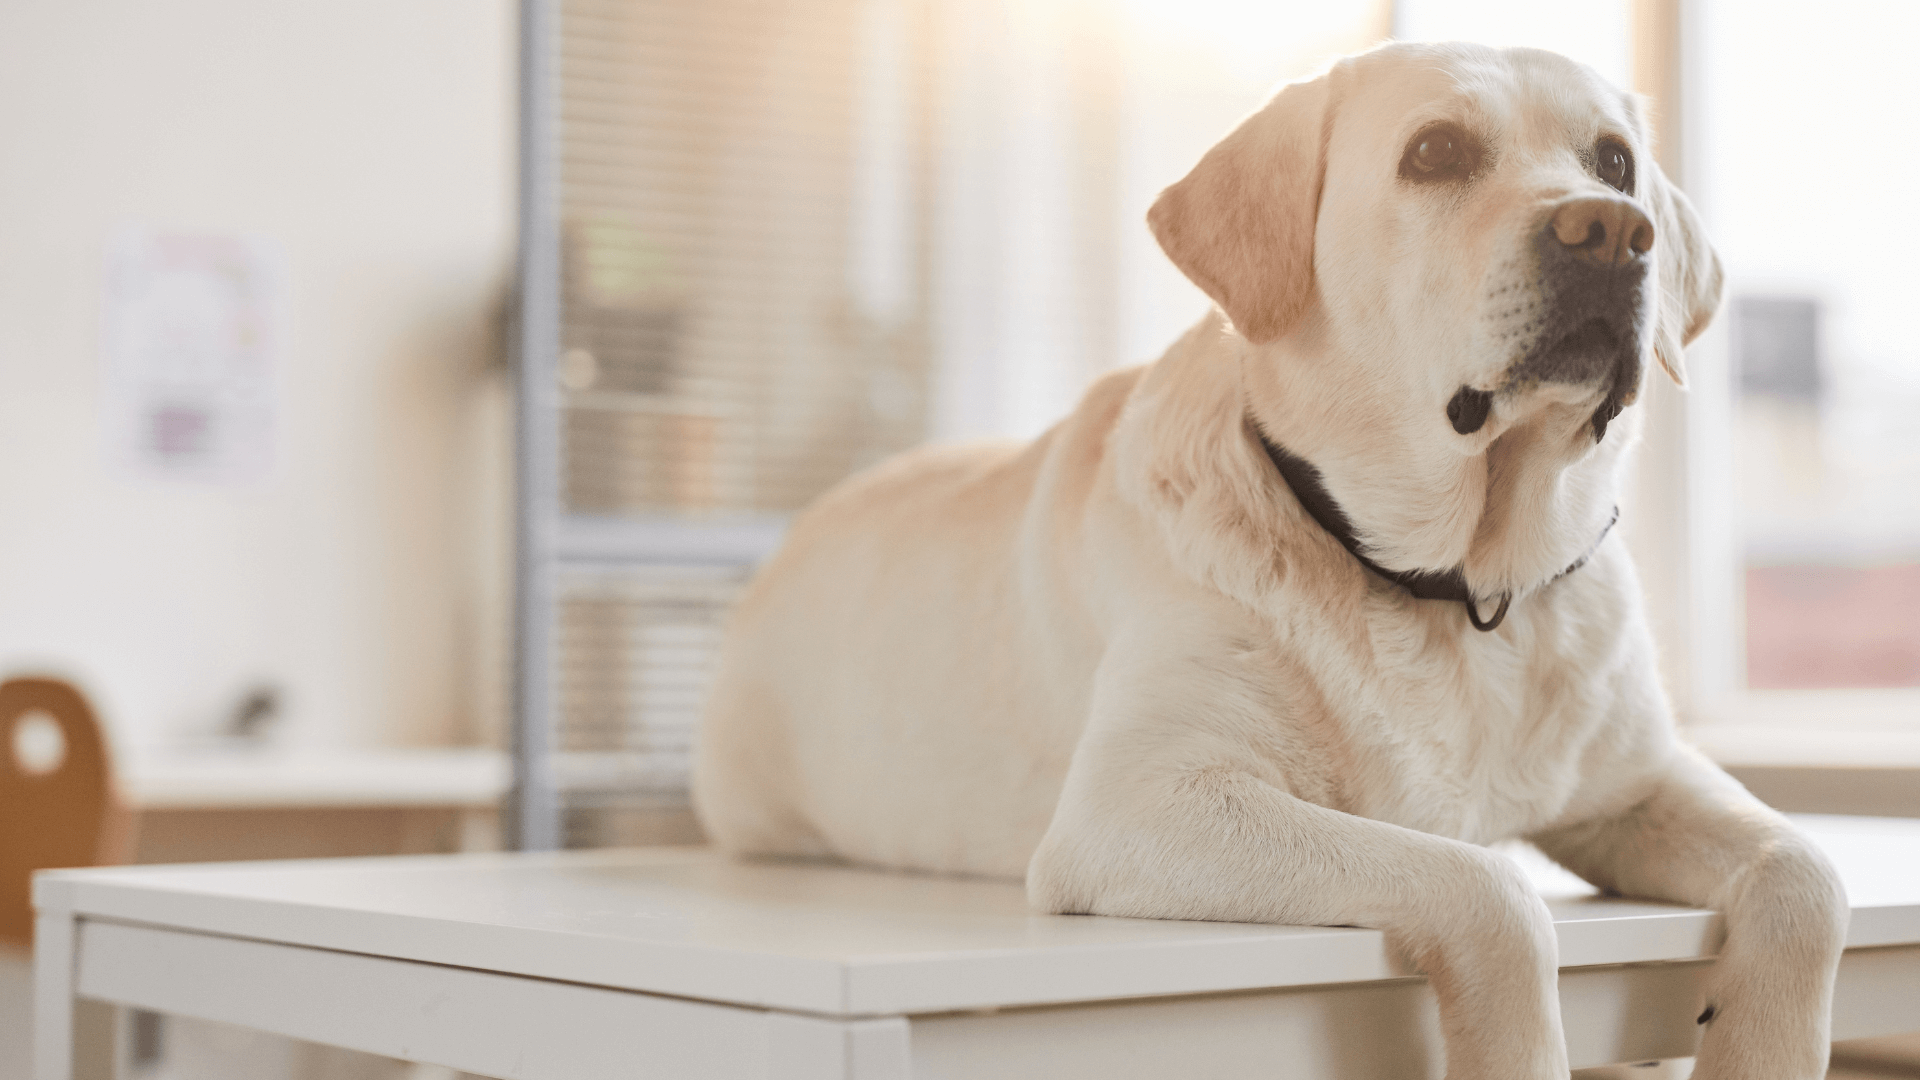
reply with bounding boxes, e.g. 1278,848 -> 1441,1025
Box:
1092,316 -> 1366,630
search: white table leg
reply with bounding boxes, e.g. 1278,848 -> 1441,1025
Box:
33,910 -> 73,1080
32,911 -> 115,1080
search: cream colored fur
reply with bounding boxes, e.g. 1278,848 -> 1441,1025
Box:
694,42 -> 1846,1080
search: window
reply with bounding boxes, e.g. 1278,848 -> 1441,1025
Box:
1696,0 -> 1920,706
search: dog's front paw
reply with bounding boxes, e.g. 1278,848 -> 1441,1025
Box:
1688,848 -> 1847,1080
1688,991 -> 1826,1080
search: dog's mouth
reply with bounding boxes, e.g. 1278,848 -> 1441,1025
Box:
1526,318 -> 1621,382
1449,317 -> 1642,440
1503,316 -> 1643,442
1505,316 -> 1627,390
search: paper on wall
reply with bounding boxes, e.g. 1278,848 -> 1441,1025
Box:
103,230 -> 281,483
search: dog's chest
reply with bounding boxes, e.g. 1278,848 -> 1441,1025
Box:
1287,601 -> 1608,845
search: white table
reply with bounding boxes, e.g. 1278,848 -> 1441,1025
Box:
33,815 -> 1920,1080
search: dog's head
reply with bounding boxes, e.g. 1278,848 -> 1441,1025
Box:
1149,42 -> 1723,599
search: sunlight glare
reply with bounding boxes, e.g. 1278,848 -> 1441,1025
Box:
1121,0 -> 1385,86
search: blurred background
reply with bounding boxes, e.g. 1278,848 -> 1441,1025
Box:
1,1 -> 1914,1078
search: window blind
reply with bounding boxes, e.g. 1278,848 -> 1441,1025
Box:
557,0 -> 932,517
555,565 -> 744,846
542,0 -> 933,842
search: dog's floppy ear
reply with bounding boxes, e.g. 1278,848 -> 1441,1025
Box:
1148,71 -> 1333,345
1642,157 -> 1724,387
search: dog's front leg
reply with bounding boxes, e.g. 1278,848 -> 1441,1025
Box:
1533,747 -> 1847,1080
1027,630 -> 1568,1080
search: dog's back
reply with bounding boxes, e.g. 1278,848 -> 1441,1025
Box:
692,367 -> 1141,878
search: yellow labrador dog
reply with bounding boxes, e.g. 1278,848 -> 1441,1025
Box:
694,42 -> 1845,1079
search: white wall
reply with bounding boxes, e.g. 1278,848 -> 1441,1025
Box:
0,2 -> 516,750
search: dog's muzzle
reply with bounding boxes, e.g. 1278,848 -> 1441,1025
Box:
1492,194 -> 1655,442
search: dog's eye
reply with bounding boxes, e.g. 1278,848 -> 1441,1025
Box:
1400,124 -> 1478,181
1596,138 -> 1634,193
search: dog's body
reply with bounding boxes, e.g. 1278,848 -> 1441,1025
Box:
695,42 -> 1847,1079
695,339 -> 1662,880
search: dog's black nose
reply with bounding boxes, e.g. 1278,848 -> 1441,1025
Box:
1519,196 -> 1653,401
1549,196 -> 1653,268
1447,386 -> 1492,434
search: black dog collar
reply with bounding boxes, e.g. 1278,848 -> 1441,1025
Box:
1254,424 -> 1616,632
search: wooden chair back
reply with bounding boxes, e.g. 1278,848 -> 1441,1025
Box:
0,677 -> 132,949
